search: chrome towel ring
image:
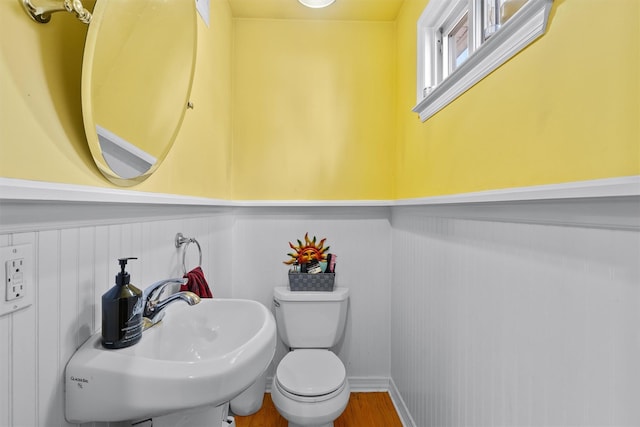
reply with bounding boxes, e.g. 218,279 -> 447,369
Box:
175,233 -> 202,275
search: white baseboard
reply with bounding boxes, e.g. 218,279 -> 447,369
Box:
388,377 -> 417,427
347,376 -> 391,392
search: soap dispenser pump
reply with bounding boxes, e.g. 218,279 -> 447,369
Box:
101,257 -> 143,349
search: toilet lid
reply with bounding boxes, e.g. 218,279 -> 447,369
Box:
276,350 -> 346,397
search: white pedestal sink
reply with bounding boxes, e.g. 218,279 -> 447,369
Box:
65,298 -> 276,425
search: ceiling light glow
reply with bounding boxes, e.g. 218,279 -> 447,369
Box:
298,0 -> 336,8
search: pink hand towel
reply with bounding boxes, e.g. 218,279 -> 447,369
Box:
181,266 -> 213,298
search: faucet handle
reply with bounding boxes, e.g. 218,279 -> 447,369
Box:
143,289 -> 201,328
143,278 -> 188,303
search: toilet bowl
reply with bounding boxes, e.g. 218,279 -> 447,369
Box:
271,349 -> 350,427
271,287 -> 350,427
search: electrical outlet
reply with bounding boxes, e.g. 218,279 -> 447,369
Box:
1,244 -> 33,316
5,258 -> 25,300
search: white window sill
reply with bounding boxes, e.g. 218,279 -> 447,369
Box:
413,0 -> 553,122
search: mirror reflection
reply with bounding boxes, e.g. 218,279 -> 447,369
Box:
82,0 -> 197,185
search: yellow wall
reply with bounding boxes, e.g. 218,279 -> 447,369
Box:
0,0 -> 233,198
231,18 -> 396,200
395,0 -> 640,198
2,0 -> 638,201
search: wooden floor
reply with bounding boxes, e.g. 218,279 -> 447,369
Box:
234,392 -> 403,427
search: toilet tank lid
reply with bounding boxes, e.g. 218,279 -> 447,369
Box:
274,286 -> 349,302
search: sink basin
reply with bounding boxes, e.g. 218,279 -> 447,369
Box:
65,298 -> 276,423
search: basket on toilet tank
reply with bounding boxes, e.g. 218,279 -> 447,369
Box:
288,272 -> 335,291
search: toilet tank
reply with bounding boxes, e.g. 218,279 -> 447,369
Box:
273,286 -> 349,349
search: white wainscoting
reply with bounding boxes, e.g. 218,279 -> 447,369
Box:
232,207 -> 393,382
0,211 -> 235,427
1,189 -> 638,427
390,197 -> 640,427
0,204 -> 393,427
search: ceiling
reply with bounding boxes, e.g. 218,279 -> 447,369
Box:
227,0 -> 406,21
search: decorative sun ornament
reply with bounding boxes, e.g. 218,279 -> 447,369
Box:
284,233 -> 330,265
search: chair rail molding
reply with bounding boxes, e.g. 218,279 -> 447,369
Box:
1,176 -> 638,232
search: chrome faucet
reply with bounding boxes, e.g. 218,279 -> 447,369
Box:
142,278 -> 201,329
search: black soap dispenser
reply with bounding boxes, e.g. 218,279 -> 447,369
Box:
101,257 -> 143,349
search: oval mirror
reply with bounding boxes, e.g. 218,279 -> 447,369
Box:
82,0 -> 197,186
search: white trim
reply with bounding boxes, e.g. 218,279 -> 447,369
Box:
0,178 -> 233,206
1,176 -> 637,207
416,0 -> 461,101
393,197 -> 640,231
346,376 -> 392,392
388,377 -> 417,427
2,177 -> 636,233
413,0 -> 553,122
395,176 -> 640,205
0,178 -> 391,207
233,199 -> 392,207
2,177 -> 635,233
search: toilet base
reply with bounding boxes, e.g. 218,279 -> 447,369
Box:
271,377 -> 350,427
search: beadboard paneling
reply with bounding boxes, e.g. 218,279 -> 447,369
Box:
232,207 -> 392,380
390,202 -> 640,427
1,214 -> 235,426
0,207 -> 392,426
1,196 -> 638,427
0,230 -> 11,426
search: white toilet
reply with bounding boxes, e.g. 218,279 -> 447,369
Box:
271,286 -> 350,427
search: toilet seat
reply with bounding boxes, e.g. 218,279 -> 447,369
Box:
275,375 -> 347,404
276,349 -> 346,402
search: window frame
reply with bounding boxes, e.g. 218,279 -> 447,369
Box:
413,0 -> 553,122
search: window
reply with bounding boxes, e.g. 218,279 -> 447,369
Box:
413,0 -> 553,122
448,13 -> 470,71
